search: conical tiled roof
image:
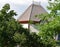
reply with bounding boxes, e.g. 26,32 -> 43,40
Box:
18,3 -> 47,23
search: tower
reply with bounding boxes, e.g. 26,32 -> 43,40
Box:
17,2 -> 47,33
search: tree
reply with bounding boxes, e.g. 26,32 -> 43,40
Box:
0,4 -> 46,47
0,4 -> 29,47
36,0 -> 60,47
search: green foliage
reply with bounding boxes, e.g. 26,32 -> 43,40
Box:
1,1 -> 60,47
0,3 -> 27,47
35,0 -> 60,47
0,4 -> 47,47
13,32 -> 26,43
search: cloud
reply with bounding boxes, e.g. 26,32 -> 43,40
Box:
0,0 -> 48,5
0,0 -> 48,19
10,0 -> 32,4
0,0 -> 31,5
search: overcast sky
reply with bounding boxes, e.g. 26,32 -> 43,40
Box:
0,0 -> 48,19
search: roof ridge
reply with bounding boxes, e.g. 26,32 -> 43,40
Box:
29,4 -> 34,21
17,4 -> 32,21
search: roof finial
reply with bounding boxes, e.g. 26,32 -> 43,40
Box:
32,0 -> 41,5
32,0 -> 34,4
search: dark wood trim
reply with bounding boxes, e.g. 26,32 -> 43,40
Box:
19,21 -> 40,24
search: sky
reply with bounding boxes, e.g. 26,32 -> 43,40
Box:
0,0 -> 48,19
